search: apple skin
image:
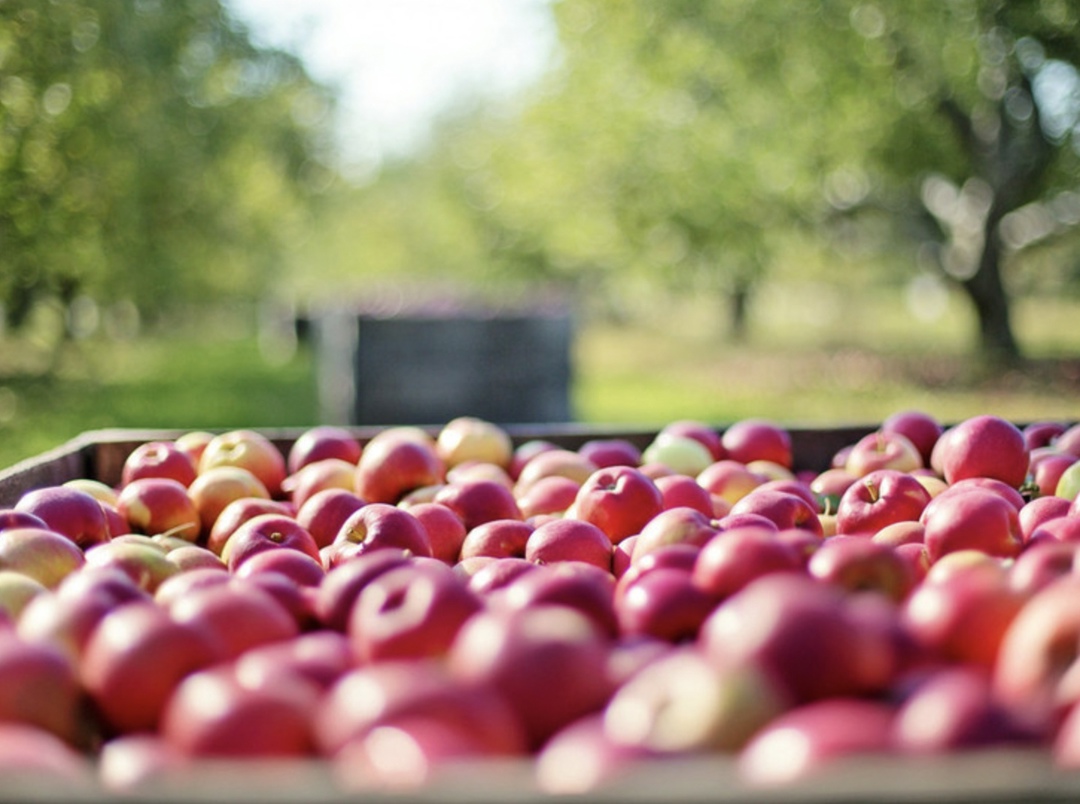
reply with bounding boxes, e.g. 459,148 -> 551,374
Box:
920,487 -> 1024,563
834,469 -> 932,537
463,556 -> 540,597
234,630 -> 354,694
353,433 -> 445,505
0,510 -> 50,533
97,734 -> 186,794
81,600 -> 224,735
1019,496 -> 1073,542
881,409 -> 944,467
348,561 -> 484,663
737,697 -> 896,788
0,630 -> 83,745
659,420 -> 726,462
331,503 -> 433,563
727,488 -> 824,538
653,474 -> 716,516
232,545 -> 326,588
281,458 -> 357,510
844,430 -> 924,477
292,488 -> 366,553
121,441 -> 198,489
630,506 -> 719,564
1030,451 -> 1078,499
432,479 -> 523,532
1030,516 -> 1080,544
13,486 -> 110,549
286,425 -> 362,475
167,581 -> 299,662
516,475 -> 582,520
809,468 -> 858,515
447,604 -> 616,751
721,419 -> 793,470
459,519 -> 534,562
0,723 -> 91,785
934,415 -> 1030,489
508,439 -> 560,481
435,416 -> 513,471
160,663 -> 315,758
525,518 -> 613,572
313,548 -> 414,632
572,466 -> 665,545
807,535 -> 916,603
691,524 -> 804,600
197,429 -> 288,498
0,527 -> 86,589
614,566 -> 717,643
536,712 -> 656,795
116,477 -> 201,542
221,513 -> 321,573
1009,539 -> 1080,596
187,466 -> 270,537
1053,423 -> 1080,459
697,460 -> 766,508
1023,420 -> 1069,451
514,449 -> 599,497
82,539 -> 180,595
404,502 -> 467,565
494,561 -> 619,639
641,434 -> 715,477
577,438 -> 643,469
174,431 -> 215,466
204,497 -> 293,557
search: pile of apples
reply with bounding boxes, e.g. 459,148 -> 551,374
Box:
2,411 -> 1080,795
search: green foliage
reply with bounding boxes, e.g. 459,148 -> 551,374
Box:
0,0 -> 336,336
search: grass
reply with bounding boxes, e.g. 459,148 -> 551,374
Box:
1,288 -> 1078,472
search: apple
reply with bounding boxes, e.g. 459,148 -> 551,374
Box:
432,479 -> 523,531
658,420 -> 725,461
516,474 -> 582,520
920,487 -> 1024,562
844,430 -> 923,478
220,513 -> 321,573
0,630 -> 82,744
653,474 -> 715,516
615,566 -> 716,643
1023,420 -> 1069,451
463,556 -> 539,597
62,478 -> 120,508
82,539 -> 179,594
934,415 -> 1030,489
691,524 -> 803,600
447,604 -> 615,751
1056,461 -> 1080,502
233,545 -> 326,588
186,466 -> 270,536
404,502 -> 467,565
834,469 -> 932,537
353,431 -> 445,505
737,697 -> 896,787
313,548 -> 414,632
174,431 -> 215,466
13,485 -> 110,549
97,734 -> 187,794
525,518 -> 613,572
1019,496 -> 1073,542
630,506 -> 719,564
281,458 -> 357,510
1009,540 -> 1080,596
234,630 -> 353,694
435,416 -> 513,471
445,460 -> 514,490
871,520 -> 925,548
807,535 -> 916,603
494,561 -> 619,638
348,560 -> 483,663
0,510 -> 50,533
0,527 -> 85,589
0,723 -> 90,785
571,466 -> 664,544
81,600 -> 223,734
809,468 -> 858,514
164,544 -> 227,574
513,449 -> 599,496
721,419 -> 793,470
334,503 -> 433,562
121,441 -> 198,488
115,477 -> 201,542
603,646 -> 788,756
577,438 -> 643,469
293,488 -> 367,553
1053,423 -> 1080,458
640,434 -> 714,477
197,429 -> 288,498
727,488 -> 824,537
286,425 -> 362,474
168,580 -> 299,662
1030,516 -> 1080,544
160,663 -> 315,758
508,439 -> 560,481
535,712 -> 655,795
1030,450 -> 1078,499
206,497 -> 296,557
881,409 -> 944,467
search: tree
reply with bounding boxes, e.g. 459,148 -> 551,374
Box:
0,0 -> 336,337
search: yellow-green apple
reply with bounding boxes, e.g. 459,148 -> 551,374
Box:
333,503 -> 433,562
630,506 -> 719,564
116,477 -> 200,541
435,416 -> 513,471
313,548 -> 414,632
919,487 -> 1024,562
516,475 -> 581,520
844,430 -> 923,478
696,460 -> 767,507
577,438 -> 642,469
220,513 -> 321,573
572,466 -> 664,545
281,458 -> 357,510
0,630 -> 82,744
881,409 -> 944,467
514,449 -> 599,496
834,469 -> 932,537
294,488 -> 366,552
495,561 -> 619,638
602,646 -> 788,756
205,497 -> 294,557
0,527 -> 85,589
1030,449 -> 1077,498
641,434 -> 714,477
187,466 -> 270,536
654,474 -> 715,516
0,570 -> 46,622
121,441 -> 198,488
447,604 -> 615,751
737,698 -> 895,788
933,415 -> 1030,489
354,431 -> 445,505
286,425 -> 361,475
525,518 -> 613,572
432,479 -> 523,532
167,581 -> 298,662
348,560 -> 483,663
159,662 -> 315,758
13,486 -> 110,549
727,488 -> 824,538
81,600 -> 223,734
197,429 -> 288,498
82,539 -> 179,594
721,419 -> 793,470
659,420 -> 726,461
402,502 -> 467,565
174,431 -> 214,466
691,524 -> 803,600
1056,461 -> 1080,502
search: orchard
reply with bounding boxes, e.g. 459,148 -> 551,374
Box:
2,413 -> 1080,796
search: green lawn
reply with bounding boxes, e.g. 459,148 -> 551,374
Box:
1,290 -> 1078,472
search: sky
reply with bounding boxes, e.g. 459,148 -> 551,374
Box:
225,0 -> 558,178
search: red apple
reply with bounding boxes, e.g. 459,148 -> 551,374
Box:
508,439 -> 560,481
1010,539 -> 1080,596
1053,423 -> 1080,459
432,479 -> 523,531
881,409 -> 944,467
353,432 -> 445,505
691,524 -> 804,600
221,513 -> 321,573
206,497 -> 295,556
727,488 -> 824,537
920,487 -> 1024,562
572,466 -> 664,544
168,580 -> 299,662
121,441 -> 198,488
807,535 -> 916,602
197,429 -> 288,498
234,630 -> 353,694
721,419 -> 792,470
514,449 -> 599,496
333,503 -> 433,562
934,415 -> 1030,489
404,501 -> 467,565
286,425 -> 362,475
0,723 -> 90,785
536,713 -> 655,795
13,486 -> 110,549
0,630 -> 82,744
653,474 -> 715,516
844,430 -> 924,477
577,438 -> 643,469
293,488 -> 367,553
630,506 -> 719,563
834,469 -> 932,537
494,561 -> 619,638
526,518 -> 613,572
697,460 -> 766,507
1024,420 -> 1069,451
116,477 -> 201,542
313,548 -> 414,631
615,566 -> 716,643
281,458 -> 357,510
174,431 -> 214,466
1020,496 -> 1073,542
463,556 -> 540,597
233,545 -> 326,588
1032,451 -> 1079,499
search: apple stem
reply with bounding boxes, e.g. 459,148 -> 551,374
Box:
864,479 -> 880,504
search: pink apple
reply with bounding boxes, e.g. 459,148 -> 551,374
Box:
1024,420 -> 1069,451
844,430 -> 924,477
516,475 -> 581,520
197,429 -> 288,498
13,486 -> 110,549
187,466 -> 270,536
727,488 -> 823,537
221,513 -> 321,573
121,441 -> 198,488
721,419 -> 793,470
353,431 -> 445,505
536,713 -> 655,795
808,467 -> 858,514
881,409 -> 944,467
313,548 -> 414,631
807,535 -> 916,603
233,544 -> 326,588
174,431 -> 214,466
834,469 -> 932,537
457,518 -> 533,562
871,520 -> 926,548
463,556 -> 540,597
0,527 -> 85,589
934,415 -> 1030,489
432,479 -> 522,531
348,561 -> 483,663
1054,423 -> 1080,459
577,438 -> 643,469
920,487 -> 1024,562
0,630 -> 82,744
494,561 -> 619,638
404,501 -> 467,565
525,518 -> 613,572
286,425 -> 362,475
116,477 -> 201,542
691,524 -> 804,600
508,439 -> 560,481
653,473 -> 715,515
1020,496 -> 1073,542
164,544 -> 227,574
614,566 -> 716,643
630,506 -> 719,563
0,510 -> 50,533
572,466 -> 664,544
1031,451 -> 1078,499
234,630 -> 353,694
204,496 -> 293,557
1010,539 -> 1080,597
168,580 -> 299,662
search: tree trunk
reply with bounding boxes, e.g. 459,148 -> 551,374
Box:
961,223 -> 1021,365
728,279 -> 750,342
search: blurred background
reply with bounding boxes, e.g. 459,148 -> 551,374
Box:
1,0 -> 1079,468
